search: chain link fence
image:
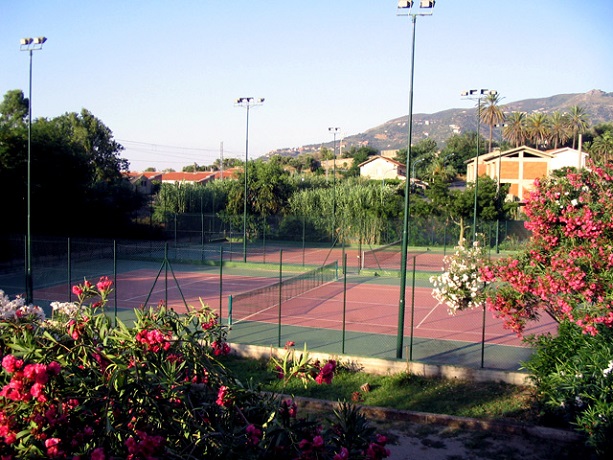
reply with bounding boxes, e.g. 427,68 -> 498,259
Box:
1,217 -> 537,371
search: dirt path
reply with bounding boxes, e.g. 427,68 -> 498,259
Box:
296,397 -> 590,460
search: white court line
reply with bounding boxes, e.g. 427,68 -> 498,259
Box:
416,301 -> 442,329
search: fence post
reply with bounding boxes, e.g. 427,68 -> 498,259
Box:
302,215 -> 306,267
67,237 -> 71,302
278,250 -> 283,348
219,247 -> 224,323
228,295 -> 233,326
113,240 -> 118,327
342,253 -> 347,354
409,255 -> 417,361
480,304 -> 487,368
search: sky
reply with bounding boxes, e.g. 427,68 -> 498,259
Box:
1,0 -> 612,172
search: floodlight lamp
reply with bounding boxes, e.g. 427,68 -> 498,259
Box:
34,37 -> 47,45
420,0 -> 435,8
257,98 -> 265,103
398,1 -> 414,8
20,37 -> 33,45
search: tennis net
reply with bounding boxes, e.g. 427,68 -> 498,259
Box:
361,240 -> 402,270
227,261 -> 338,325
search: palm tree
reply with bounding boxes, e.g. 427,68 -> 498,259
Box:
588,132 -> 613,164
549,111 -> 571,149
527,113 -> 551,149
427,156 -> 456,183
567,105 -> 590,149
503,112 -> 527,148
480,93 -> 505,153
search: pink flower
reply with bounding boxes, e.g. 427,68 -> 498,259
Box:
72,285 -> 83,297
315,360 -> 336,385
2,355 -> 23,374
312,435 -> 324,448
246,424 -> 262,446
90,447 -> 106,460
47,361 -> 61,376
45,438 -> 63,458
212,340 -> 231,356
216,385 -> 232,407
96,276 -> 112,293
334,447 -> 349,460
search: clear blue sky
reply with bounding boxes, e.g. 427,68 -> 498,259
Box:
2,1 -> 612,171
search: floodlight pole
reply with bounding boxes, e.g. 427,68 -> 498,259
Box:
20,36 -> 47,304
235,97 -> 264,263
461,89 -> 497,242
396,0 -> 435,359
328,127 -> 340,237
494,122 -> 506,253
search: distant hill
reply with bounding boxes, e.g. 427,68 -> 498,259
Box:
269,89 -> 613,157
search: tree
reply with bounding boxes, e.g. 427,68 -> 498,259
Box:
480,92 -> 505,153
480,162 -> 613,454
439,132 -> 483,175
394,138 -> 437,166
588,131 -> 613,164
526,112 -> 551,149
225,157 -> 293,225
548,111 -> 570,149
342,146 -> 378,178
422,175 -> 509,243
0,91 -> 142,237
481,162 -> 613,335
426,155 -> 456,183
567,105 -> 590,149
0,89 -> 29,129
503,112 -> 527,148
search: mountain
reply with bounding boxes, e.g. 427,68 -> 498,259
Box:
269,89 -> 613,157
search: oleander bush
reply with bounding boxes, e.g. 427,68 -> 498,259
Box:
0,280 -> 389,459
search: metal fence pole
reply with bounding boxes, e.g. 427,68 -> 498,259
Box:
481,303 -> 487,368
409,255 -> 417,361
278,250 -> 283,347
342,253 -> 347,354
219,247 -> 224,323
67,237 -> 71,302
113,240 -> 118,326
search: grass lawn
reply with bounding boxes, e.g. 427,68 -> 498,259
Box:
221,354 -> 542,425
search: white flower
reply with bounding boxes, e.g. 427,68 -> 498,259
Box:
51,301 -> 82,318
571,199 -> 578,207
603,360 -> 613,377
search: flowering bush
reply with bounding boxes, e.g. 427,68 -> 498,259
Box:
429,237 -> 489,314
0,279 -> 388,459
478,162 -> 613,455
271,341 -> 337,388
480,164 -> 613,336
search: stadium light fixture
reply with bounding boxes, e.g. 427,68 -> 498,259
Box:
395,1 -> 436,359
20,36 -> 47,304
461,88 -> 497,242
235,97 -> 265,262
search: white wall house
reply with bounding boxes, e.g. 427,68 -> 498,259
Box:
358,156 -> 406,181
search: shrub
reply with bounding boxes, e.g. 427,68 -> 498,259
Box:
0,282 -> 388,459
523,322 -> 613,456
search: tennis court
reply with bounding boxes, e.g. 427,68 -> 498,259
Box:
1,238 -> 553,370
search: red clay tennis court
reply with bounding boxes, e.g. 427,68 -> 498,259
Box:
28,262 -> 556,351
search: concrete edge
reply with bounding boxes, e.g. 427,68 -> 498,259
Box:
229,343 -> 533,386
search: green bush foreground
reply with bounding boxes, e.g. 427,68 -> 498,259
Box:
0,282 -> 389,459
